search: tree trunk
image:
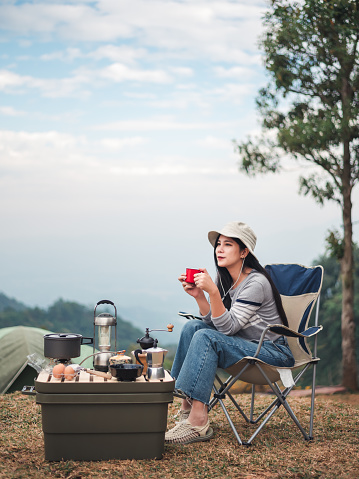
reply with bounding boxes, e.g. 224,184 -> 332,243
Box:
339,70 -> 358,390
340,142 -> 358,390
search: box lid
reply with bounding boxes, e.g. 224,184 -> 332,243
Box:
35,370 -> 175,394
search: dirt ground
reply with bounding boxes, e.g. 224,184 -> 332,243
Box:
0,390 -> 358,479
321,392 -> 359,406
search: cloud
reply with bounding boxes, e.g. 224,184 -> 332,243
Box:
40,45 -> 147,64
89,45 -> 147,64
0,105 -> 26,116
214,65 -> 257,79
0,129 -> 148,178
0,68 -> 92,97
207,82 -> 257,104
0,128 -> 240,182
93,118 -> 236,131
122,91 -> 157,100
108,164 -> 238,176
100,63 -> 172,83
40,47 -> 82,61
0,62 -> 172,98
0,1 -> 267,104
170,67 -> 194,78
0,1 -> 266,62
196,136 -> 234,150
0,69 -> 28,89
0,130 -> 85,170
99,137 -> 146,150
143,88 -> 211,110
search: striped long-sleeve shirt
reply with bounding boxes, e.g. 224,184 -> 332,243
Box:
201,270 -> 282,341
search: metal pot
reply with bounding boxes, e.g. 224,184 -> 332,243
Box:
144,346 -> 168,380
44,333 -> 93,360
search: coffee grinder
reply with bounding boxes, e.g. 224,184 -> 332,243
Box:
133,324 -> 174,379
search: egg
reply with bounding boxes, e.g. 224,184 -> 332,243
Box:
64,365 -> 76,381
52,363 -> 65,378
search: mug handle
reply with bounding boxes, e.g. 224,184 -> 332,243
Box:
134,349 -> 144,366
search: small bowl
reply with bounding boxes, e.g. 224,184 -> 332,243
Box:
109,363 -> 143,381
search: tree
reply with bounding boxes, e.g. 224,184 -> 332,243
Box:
234,0 -> 359,389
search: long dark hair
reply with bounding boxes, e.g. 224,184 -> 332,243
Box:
214,236 -> 288,327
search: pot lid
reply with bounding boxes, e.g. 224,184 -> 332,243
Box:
44,333 -> 82,339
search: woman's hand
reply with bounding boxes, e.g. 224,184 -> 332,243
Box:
195,269 -> 225,318
193,268 -> 218,295
178,270 -> 212,317
178,273 -> 205,299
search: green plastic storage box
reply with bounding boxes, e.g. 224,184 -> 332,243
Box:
35,371 -> 175,461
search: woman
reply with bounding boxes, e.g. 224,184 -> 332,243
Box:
165,221 -> 294,445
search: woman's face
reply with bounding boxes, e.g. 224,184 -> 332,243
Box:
215,235 -> 243,269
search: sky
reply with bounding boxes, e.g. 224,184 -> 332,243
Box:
1,0 -> 358,340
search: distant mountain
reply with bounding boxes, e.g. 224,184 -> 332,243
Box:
0,293 -> 144,354
0,292 -> 182,361
0,292 -> 27,312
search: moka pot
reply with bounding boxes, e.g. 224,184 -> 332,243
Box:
145,345 -> 168,380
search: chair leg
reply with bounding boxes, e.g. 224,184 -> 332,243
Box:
210,362 -> 317,445
225,388 -> 251,422
209,374 -> 228,411
245,399 -> 282,445
209,363 -> 251,411
309,362 -> 317,439
250,384 -> 255,423
212,381 -> 243,445
248,384 -> 279,425
250,389 -> 281,424
257,364 -> 311,441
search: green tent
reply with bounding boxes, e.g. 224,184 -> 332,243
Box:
0,326 -> 95,394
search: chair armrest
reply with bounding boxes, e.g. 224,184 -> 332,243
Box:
269,324 -> 323,338
252,324 -> 323,358
252,326 -> 271,358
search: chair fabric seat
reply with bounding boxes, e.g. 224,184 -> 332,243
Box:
225,355 -> 321,386
225,358 -> 282,385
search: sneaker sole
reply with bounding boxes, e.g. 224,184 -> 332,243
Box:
166,427 -> 214,445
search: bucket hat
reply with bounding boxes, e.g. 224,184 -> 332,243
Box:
208,221 -> 257,259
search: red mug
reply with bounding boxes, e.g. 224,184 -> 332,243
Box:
185,268 -> 202,284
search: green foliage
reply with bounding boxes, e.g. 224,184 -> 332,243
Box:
303,244 -> 359,386
0,297 -> 144,354
0,293 -> 27,313
299,174 -> 341,206
233,136 -> 282,176
326,228 -> 345,259
235,0 -> 359,203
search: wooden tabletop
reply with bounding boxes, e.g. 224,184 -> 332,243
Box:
37,369 -> 173,384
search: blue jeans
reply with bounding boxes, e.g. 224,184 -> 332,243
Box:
171,320 -> 295,405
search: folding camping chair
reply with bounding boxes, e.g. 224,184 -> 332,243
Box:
205,263 -> 324,446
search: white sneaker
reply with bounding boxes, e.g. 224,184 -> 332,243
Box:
165,419 -> 214,445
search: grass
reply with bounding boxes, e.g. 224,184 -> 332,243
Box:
0,391 -> 358,479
